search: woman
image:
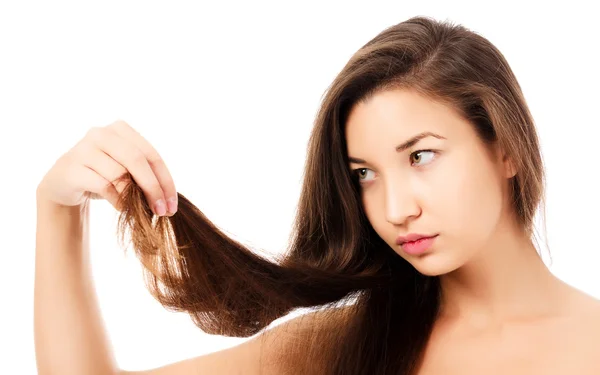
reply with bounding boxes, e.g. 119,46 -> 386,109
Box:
34,15 -> 600,375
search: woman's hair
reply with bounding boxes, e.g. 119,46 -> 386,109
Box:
112,15 -> 549,374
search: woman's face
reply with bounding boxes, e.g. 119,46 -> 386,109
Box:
345,88 -> 515,276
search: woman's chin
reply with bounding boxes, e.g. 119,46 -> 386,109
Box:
409,254 -> 461,277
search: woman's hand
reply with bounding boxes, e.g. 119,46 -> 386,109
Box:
36,120 -> 178,216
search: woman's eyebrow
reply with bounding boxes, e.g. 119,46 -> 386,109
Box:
348,131 -> 446,164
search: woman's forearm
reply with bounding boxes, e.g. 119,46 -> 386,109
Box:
34,192 -> 118,375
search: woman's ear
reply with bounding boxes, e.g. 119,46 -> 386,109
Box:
493,143 -> 517,179
503,155 -> 517,179
499,148 -> 517,179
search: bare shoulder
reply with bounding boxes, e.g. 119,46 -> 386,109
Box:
119,306 -> 352,375
571,289 -> 600,327
583,296 -> 600,332
565,291 -> 600,371
578,296 -> 600,371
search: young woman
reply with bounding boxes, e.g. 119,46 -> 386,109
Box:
34,15 -> 600,375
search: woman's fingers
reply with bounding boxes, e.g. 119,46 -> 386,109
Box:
68,164 -> 121,209
37,119 -> 177,216
107,120 -> 178,214
83,126 -> 166,215
78,146 -> 128,209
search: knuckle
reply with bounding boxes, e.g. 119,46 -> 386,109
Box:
108,119 -> 127,127
85,126 -> 105,142
147,153 -> 163,166
72,139 -> 95,161
86,126 -> 102,136
68,143 -> 88,163
108,119 -> 133,132
131,150 -> 147,166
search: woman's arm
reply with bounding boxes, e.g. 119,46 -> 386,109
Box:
34,193 -> 118,375
33,190 -> 285,375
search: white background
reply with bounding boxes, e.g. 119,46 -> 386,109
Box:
1,1 -> 598,373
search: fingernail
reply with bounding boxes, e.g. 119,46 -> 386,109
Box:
167,196 -> 178,214
154,199 -> 167,216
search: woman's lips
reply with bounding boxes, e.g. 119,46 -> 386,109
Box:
400,235 -> 438,255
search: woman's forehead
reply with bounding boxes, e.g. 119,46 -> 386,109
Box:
345,90 -> 466,137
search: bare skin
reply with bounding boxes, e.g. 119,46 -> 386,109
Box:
36,90 -> 599,374
344,88 -> 600,373
33,120 -> 334,375
416,293 -> 600,374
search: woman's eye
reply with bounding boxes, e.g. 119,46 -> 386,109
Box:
410,150 -> 436,166
355,168 -> 375,183
352,150 -> 437,185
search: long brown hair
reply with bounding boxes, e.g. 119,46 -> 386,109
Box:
112,15 -> 548,374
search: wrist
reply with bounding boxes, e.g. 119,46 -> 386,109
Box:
36,187 -> 90,216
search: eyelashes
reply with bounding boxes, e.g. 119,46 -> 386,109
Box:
351,149 -> 438,185
409,149 -> 436,166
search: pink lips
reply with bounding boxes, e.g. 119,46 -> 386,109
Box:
395,233 -> 437,245
396,234 -> 438,255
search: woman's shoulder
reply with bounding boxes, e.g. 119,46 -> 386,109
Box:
561,290 -> 600,371
248,305 -> 355,373
582,295 -> 600,333
120,306 -> 353,375
572,296 -> 600,371
569,288 -> 600,324
264,304 -> 354,337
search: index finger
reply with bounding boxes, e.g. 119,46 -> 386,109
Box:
107,120 -> 178,214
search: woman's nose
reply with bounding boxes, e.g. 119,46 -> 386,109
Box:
384,182 -> 420,225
